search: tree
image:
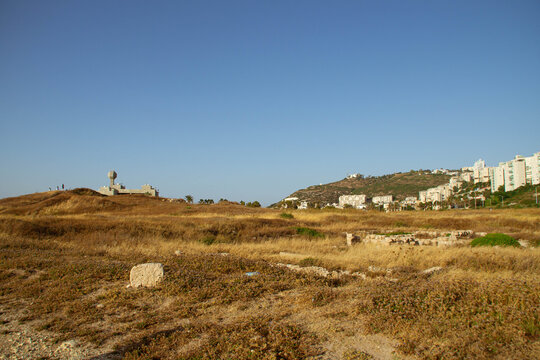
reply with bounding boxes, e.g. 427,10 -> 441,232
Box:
185,195 -> 193,204
246,201 -> 261,208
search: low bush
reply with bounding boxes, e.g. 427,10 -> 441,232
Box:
280,213 -> 294,219
200,235 -> 216,245
295,227 -> 324,238
298,257 -> 323,267
471,233 -> 520,247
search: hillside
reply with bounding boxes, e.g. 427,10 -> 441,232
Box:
0,191 -> 539,359
282,170 -> 452,205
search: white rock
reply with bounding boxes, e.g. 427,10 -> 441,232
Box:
130,263 -> 164,288
422,266 -> 443,275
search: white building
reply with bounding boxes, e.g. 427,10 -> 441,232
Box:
98,171 -> 158,197
474,167 -> 491,183
503,156 -> 527,191
488,151 -> 540,192
339,194 -> 367,209
490,166 -> 505,192
525,152 -> 540,185
449,177 -> 463,190
400,197 -> 417,208
372,195 -> 393,205
460,172 -> 473,182
297,201 -> 308,210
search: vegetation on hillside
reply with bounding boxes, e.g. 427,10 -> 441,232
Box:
282,170 -> 452,205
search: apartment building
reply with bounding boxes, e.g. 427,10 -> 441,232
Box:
372,195 -> 393,205
525,152 -> 540,185
338,194 -> 367,208
488,151 -> 540,192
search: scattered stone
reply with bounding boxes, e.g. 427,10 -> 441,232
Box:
368,266 -> 393,275
518,240 -> 530,248
130,263 -> 164,288
347,230 -> 475,247
174,250 -> 182,256
345,233 -> 362,246
244,272 -> 260,277
422,266 -> 443,275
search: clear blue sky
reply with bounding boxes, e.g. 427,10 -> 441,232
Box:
1,1 -> 539,205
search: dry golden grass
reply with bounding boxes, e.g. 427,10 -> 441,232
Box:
0,190 -> 539,359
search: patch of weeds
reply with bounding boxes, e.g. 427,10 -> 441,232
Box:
471,233 -> 520,247
298,257 -> 323,267
343,349 -> 374,360
393,221 -> 408,227
280,213 -> 294,219
522,316 -> 539,339
123,315 -> 322,359
311,288 -> 335,307
200,235 -> 216,245
420,224 -> 434,229
295,227 -> 324,238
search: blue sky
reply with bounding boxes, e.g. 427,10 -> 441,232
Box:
1,0 -> 539,205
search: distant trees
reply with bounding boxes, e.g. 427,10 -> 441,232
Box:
199,199 -> 214,204
185,195 -> 193,204
246,201 -> 261,208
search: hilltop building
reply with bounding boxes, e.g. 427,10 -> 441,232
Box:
98,170 -> 158,197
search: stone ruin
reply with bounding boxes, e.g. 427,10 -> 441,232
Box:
346,230 -> 483,247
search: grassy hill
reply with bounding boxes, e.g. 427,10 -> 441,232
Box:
281,170 -> 452,205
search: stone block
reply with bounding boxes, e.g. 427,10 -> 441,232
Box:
130,263 -> 164,288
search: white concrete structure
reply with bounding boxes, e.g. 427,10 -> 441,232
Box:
488,151 -> 540,192
98,170 -> 158,197
525,152 -> 540,186
503,156 -> 527,191
297,201 -> 308,210
490,166 -> 505,192
339,194 -> 367,209
372,195 -> 393,205
449,177 -> 463,190
400,197 -> 418,209
474,167 -> 491,183
460,172 -> 473,182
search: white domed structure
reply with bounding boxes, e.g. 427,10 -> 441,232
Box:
98,170 -> 158,197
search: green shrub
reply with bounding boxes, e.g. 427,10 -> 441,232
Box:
298,257 -> 322,267
471,233 -> 520,247
295,227 -> 324,238
280,213 -> 294,219
200,235 -> 216,245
